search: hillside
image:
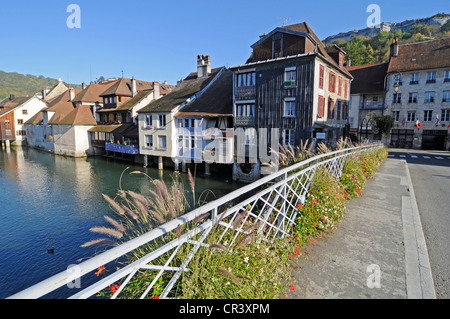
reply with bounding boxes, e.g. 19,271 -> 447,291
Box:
324,13 -> 450,67
0,71 -> 81,100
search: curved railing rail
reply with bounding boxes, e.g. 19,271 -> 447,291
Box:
8,143 -> 383,299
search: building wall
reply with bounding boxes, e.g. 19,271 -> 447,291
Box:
386,68 -> 450,149
138,109 -> 178,160
12,98 -> 47,145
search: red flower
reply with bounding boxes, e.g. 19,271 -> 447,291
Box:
154,295 -> 160,299
95,266 -> 106,277
312,239 -> 316,243
295,249 -> 300,255
109,284 -> 120,294
335,194 -> 339,199
290,284 -> 295,291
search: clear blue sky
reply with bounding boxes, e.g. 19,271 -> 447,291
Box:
0,0 -> 448,86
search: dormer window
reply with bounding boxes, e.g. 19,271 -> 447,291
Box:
272,33 -> 282,59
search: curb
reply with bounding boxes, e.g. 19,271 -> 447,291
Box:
401,159 -> 436,299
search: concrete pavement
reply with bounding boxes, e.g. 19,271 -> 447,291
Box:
288,158 -> 436,299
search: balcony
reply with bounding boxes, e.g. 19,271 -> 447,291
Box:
235,116 -> 256,126
105,142 -> 140,155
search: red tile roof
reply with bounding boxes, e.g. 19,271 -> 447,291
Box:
387,37 -> 450,73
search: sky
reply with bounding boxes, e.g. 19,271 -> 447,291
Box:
0,0 -> 448,86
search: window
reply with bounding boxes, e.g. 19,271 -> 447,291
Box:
272,34 -> 282,58
236,72 -> 256,87
17,119 -> 24,125
319,65 -> 325,89
145,115 -> 152,128
5,119 -> 10,124
336,101 -> 341,120
393,93 -> 401,104
426,72 -> 436,83
236,103 -> 255,117
408,93 -> 418,103
104,98 -> 108,104
283,129 -> 294,146
441,109 -> 450,122
159,114 -> 167,128
284,99 -> 296,117
284,68 -> 296,88
444,70 -> 450,82
443,91 -> 450,102
245,128 -> 257,145
158,136 -> 167,150
425,92 -> 435,103
145,135 -> 153,148
392,111 -> 400,122
22,110 -> 28,115
407,111 -> 416,122
16,130 -> 26,136
327,99 -> 334,119
329,72 -> 336,93
409,73 -> 419,85
338,77 -> 342,96
393,74 -> 403,86
318,96 -> 325,118
424,110 -> 433,122
5,129 -> 12,136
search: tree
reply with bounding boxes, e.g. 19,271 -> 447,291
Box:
372,114 -> 394,141
441,20 -> 450,33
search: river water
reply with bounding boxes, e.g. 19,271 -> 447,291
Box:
0,146 -> 241,298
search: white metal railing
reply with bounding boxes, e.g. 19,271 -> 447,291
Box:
8,143 -> 383,299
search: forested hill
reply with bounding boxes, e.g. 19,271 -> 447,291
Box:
325,13 -> 450,66
0,71 -> 81,100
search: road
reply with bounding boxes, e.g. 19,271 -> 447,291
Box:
388,148 -> 450,299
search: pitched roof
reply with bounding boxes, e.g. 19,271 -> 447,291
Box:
99,78 -> 156,97
138,67 -> 223,113
0,96 -> 33,117
387,38 -> 450,73
97,89 -> 153,113
37,89 -> 96,125
345,62 -> 389,94
245,22 -> 352,78
175,69 -> 233,117
72,80 -> 119,103
57,105 -> 97,126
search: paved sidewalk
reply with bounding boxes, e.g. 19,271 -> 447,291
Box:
288,158 -> 436,299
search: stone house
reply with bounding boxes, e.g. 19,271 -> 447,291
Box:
385,37 -> 450,150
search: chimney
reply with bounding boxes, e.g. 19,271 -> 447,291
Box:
197,55 -> 211,78
82,82 -> 86,90
9,94 -> 15,101
131,76 -> 137,97
346,59 -> 352,67
390,37 -> 399,57
42,89 -> 47,100
69,88 -> 75,101
153,82 -> 160,100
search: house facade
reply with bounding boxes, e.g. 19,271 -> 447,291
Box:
0,95 -> 47,146
230,22 -> 352,182
137,55 -> 225,170
88,78 -> 174,162
346,62 -> 389,142
25,88 -> 98,157
174,68 -> 234,174
385,38 -> 450,150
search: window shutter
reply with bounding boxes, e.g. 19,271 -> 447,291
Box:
318,96 -> 324,118
319,65 -> 324,89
